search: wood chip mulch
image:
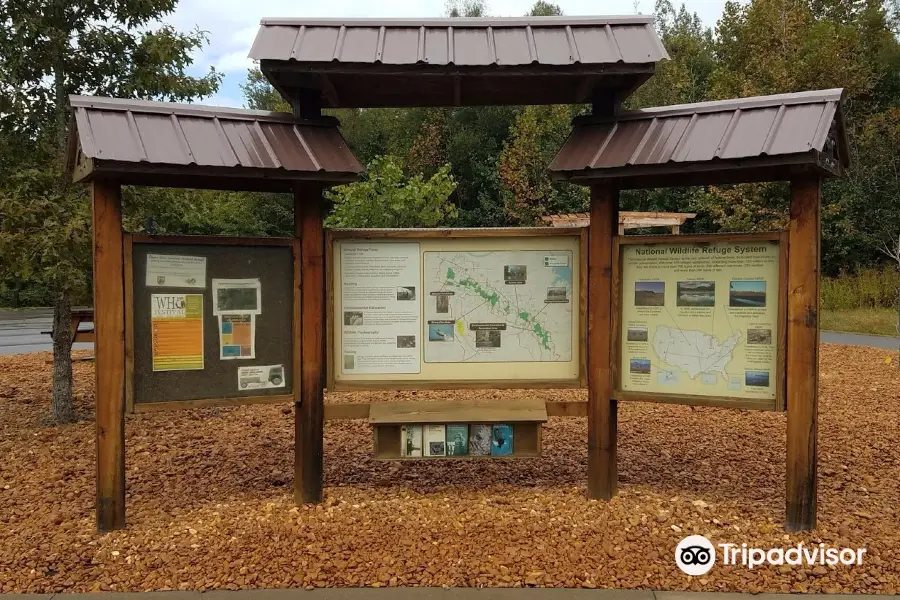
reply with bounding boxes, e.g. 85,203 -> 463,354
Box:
0,345 -> 898,594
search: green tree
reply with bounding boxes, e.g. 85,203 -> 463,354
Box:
445,0 -> 488,17
528,1 -> 563,16
0,0 -> 220,423
702,0 -> 900,273
497,105 -> 588,225
628,0 -> 716,108
325,156 -> 458,228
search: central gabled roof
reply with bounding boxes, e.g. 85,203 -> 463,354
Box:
250,16 -> 669,108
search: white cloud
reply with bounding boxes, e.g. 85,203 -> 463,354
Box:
198,93 -> 246,108
214,51 -> 255,73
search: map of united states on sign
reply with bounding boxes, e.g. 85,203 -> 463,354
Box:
652,326 -> 742,379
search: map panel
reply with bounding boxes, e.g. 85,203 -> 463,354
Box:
423,250 -> 573,363
620,238 -> 780,401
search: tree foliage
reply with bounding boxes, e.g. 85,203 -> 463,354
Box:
325,156 -> 458,228
0,0 -> 221,422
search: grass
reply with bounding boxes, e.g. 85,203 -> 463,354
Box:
821,307 -> 899,337
822,267 -> 900,311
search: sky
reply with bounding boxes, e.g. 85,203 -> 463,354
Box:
166,0 -> 734,109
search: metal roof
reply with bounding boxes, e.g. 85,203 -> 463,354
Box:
550,89 -> 848,188
250,16 -> 668,109
67,95 -> 362,192
541,211 -> 697,228
250,16 -> 668,66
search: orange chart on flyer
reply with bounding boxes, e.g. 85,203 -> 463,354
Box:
151,293 -> 204,371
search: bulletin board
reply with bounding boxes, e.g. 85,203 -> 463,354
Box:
327,228 -> 586,391
126,234 -> 298,412
613,232 -> 788,411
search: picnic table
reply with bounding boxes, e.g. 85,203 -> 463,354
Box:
42,307 -> 95,360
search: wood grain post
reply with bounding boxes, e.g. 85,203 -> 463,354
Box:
587,184 -> 619,500
294,185 -> 325,504
93,180 -> 126,532
785,174 -> 821,532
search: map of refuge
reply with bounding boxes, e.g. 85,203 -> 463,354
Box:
423,250 -> 573,363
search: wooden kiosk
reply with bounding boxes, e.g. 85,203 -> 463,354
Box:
67,17 -> 847,534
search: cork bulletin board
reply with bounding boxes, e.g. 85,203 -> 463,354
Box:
125,234 -> 298,412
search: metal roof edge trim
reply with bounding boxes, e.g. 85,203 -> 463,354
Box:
68,95 -> 307,124
258,16 -> 656,27
572,89 -> 845,125
86,159 -> 361,180
550,150 -> 835,178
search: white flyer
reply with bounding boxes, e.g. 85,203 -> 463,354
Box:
212,278 -> 262,315
339,242 -> 421,375
146,254 -> 206,288
237,364 -> 285,390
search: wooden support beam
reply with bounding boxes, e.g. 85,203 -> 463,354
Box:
587,184 -> 619,500
292,90 -> 323,121
785,175 -> 821,532
294,186 -> 326,504
93,180 -> 126,532
591,89 -> 621,117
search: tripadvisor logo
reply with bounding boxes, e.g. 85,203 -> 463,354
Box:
675,535 -> 867,575
676,535 -> 716,575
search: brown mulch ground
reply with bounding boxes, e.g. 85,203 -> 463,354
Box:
0,345 -> 898,594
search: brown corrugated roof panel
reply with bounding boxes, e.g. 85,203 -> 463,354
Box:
249,16 -> 669,108
550,89 -> 848,188
67,95 -> 362,192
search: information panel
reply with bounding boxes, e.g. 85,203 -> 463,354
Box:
330,229 -> 584,389
128,236 -> 295,409
617,234 -> 784,408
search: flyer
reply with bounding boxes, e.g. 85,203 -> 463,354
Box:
218,314 -> 255,359
619,239 -> 780,400
237,365 -> 285,390
146,254 -> 206,288
339,242 -> 421,374
212,278 -> 262,315
150,293 -> 204,371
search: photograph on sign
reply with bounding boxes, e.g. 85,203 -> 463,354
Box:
339,241 -> 422,375
619,238 -> 781,402
146,254 -> 206,288
150,293 -> 204,371
237,364 -> 285,390
218,314 -> 255,360
212,278 -> 262,315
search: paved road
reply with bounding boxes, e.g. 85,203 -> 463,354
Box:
0,308 -> 897,356
0,309 -> 93,356
1,590 -> 890,600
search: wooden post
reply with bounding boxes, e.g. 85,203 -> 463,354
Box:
785,174 -> 821,532
587,184 -> 619,499
294,185 -> 325,504
93,180 -> 126,532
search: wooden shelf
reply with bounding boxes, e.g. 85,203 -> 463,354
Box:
368,397 -> 548,424
370,399 -> 546,460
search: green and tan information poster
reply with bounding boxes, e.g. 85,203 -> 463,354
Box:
619,238 -> 780,401
332,234 -> 582,386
